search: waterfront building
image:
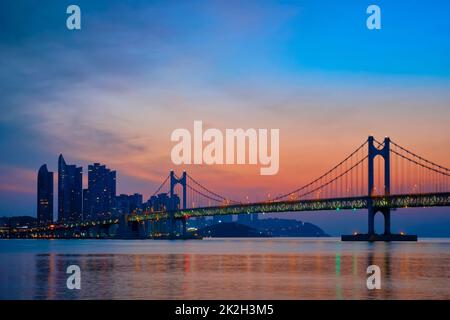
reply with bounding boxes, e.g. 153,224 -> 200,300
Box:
37,164 -> 53,224
85,163 -> 116,219
58,154 -> 82,223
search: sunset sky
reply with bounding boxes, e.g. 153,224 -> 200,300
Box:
1,0 -> 449,235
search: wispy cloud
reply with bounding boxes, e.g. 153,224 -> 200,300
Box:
0,165 -> 36,194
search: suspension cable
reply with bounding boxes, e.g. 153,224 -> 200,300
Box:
186,173 -> 241,204
150,174 -> 170,197
390,149 -> 450,177
186,183 -> 223,204
296,156 -> 368,200
390,140 -> 449,172
272,140 -> 368,201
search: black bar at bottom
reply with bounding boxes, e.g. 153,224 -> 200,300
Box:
1,300 -> 448,319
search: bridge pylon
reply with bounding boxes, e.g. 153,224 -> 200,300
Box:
342,136 -> 417,242
367,136 -> 391,236
169,170 -> 187,237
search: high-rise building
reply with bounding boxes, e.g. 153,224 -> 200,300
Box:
85,163 -> 116,219
58,154 -> 82,223
37,164 -> 53,225
82,188 -> 90,220
144,193 -> 180,234
113,193 -> 143,216
128,193 -> 143,214
147,193 -> 180,212
114,194 -> 131,216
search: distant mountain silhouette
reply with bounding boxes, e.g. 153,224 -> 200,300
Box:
198,222 -> 270,237
0,216 -> 37,227
198,219 -> 329,237
255,218 -> 329,237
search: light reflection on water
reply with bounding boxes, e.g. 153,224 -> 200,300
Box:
1,238 -> 449,299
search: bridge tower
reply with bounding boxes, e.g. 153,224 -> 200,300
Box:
367,136 -> 391,236
343,136 -> 417,241
169,170 -> 187,237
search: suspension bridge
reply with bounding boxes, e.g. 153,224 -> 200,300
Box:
8,136 -> 450,241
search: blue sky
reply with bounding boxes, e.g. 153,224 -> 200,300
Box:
0,0 -> 449,235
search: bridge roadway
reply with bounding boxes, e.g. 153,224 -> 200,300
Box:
7,192 -> 450,235
129,192 -> 450,222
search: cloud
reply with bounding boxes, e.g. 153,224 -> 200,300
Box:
0,165 -> 36,194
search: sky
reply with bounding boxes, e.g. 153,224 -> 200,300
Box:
0,0 -> 450,236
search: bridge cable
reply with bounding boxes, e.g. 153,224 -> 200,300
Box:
150,174 -> 170,197
185,183 -> 224,204
295,156 -> 368,200
186,173 -> 242,204
272,140 -> 368,201
390,140 -> 449,172
390,149 -> 449,177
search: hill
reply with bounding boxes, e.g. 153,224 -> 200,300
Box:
198,222 -> 270,237
198,218 -> 329,237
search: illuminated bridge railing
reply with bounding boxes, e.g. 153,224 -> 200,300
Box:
128,192 -> 450,221
8,193 -> 450,234
178,197 -> 368,218
380,193 -> 450,209
130,211 -> 170,222
21,218 -> 119,232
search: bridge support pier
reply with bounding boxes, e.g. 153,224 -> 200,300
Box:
369,207 -> 391,236
383,209 -> 391,236
182,219 -> 187,237
368,207 -> 375,236
169,216 -> 176,238
138,222 -> 148,239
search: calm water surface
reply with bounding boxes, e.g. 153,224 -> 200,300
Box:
1,238 -> 449,300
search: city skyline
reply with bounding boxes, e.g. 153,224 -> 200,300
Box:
34,154 -> 187,225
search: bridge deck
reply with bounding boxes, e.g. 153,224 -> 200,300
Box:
8,193 -> 450,234
129,192 -> 450,221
